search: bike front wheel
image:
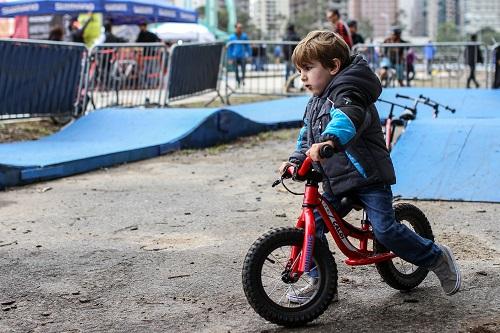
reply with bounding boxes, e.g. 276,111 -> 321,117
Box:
375,203 -> 434,290
242,227 -> 337,327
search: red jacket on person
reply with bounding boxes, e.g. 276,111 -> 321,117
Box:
334,21 -> 353,48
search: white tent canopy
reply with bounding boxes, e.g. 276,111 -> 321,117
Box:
150,22 -> 215,43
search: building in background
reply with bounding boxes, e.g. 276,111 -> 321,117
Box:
349,0 -> 398,39
249,0 -> 289,39
409,0 -> 427,37
177,0 -> 249,14
290,0 -> 348,31
459,0 -> 500,36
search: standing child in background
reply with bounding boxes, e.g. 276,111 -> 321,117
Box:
406,47 -> 416,86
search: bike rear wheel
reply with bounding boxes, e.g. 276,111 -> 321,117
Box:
375,203 -> 434,290
242,227 -> 337,327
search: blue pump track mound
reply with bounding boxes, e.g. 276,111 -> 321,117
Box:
0,97 -> 307,188
0,88 -> 499,202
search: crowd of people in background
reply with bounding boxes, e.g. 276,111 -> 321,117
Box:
40,7 -> 499,90
47,13 -> 161,46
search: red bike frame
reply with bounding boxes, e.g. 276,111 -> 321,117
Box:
286,158 -> 395,279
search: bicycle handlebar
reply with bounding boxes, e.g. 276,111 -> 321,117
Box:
394,93 -> 456,118
418,94 -> 456,113
377,98 -> 416,114
395,93 -> 411,100
284,145 -> 334,180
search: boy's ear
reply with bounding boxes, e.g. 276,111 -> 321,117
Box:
329,58 -> 342,76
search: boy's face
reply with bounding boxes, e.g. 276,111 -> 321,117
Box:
297,60 -> 337,96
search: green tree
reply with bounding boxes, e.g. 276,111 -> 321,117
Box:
294,11 -> 318,38
218,7 -> 228,31
358,18 -> 373,41
436,22 -> 460,42
478,26 -> 500,45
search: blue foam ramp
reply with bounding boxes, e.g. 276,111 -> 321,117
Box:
391,118 -> 500,202
0,96 -> 309,188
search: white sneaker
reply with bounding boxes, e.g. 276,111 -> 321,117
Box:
431,244 -> 461,295
286,276 -> 339,304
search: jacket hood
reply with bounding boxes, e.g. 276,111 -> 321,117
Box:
321,54 -> 382,105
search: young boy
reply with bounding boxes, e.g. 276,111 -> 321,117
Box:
279,31 -> 461,303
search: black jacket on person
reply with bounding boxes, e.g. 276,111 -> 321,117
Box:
289,55 -> 395,195
351,32 -> 364,45
136,30 -> 160,43
283,30 -> 300,61
465,44 -> 483,66
104,32 -> 127,43
70,18 -> 92,44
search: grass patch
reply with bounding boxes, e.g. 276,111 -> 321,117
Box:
0,119 -> 64,143
176,95 -> 283,108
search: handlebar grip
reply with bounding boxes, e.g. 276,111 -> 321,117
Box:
446,106 -> 456,113
319,145 -> 335,159
395,93 -> 411,100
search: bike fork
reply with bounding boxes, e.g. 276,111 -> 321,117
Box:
289,208 -> 316,279
358,210 -> 370,252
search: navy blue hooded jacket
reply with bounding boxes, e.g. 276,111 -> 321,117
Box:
289,54 -> 396,195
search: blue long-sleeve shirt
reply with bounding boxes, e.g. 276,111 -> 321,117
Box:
227,32 -> 251,60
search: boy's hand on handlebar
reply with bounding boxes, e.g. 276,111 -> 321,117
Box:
279,161 -> 296,177
306,141 -> 334,162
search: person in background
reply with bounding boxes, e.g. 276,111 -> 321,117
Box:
104,20 -> 127,43
136,21 -> 160,43
347,20 -> 364,46
69,13 -> 92,43
465,34 -> 483,89
48,26 -> 64,41
382,27 -> 408,87
406,47 -> 416,87
283,24 -> 300,82
251,44 -> 266,71
493,46 -> 500,89
424,40 -> 436,76
273,44 -> 282,64
136,21 -> 161,88
325,8 -> 352,48
227,22 -> 251,87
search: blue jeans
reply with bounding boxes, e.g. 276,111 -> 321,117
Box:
233,58 -> 246,85
309,185 -> 441,277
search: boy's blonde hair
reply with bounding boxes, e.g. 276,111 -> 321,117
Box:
292,30 -> 350,70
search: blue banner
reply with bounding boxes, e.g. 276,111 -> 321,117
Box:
0,0 -> 197,23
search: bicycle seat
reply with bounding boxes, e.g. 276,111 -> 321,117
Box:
399,109 -> 416,121
337,195 -> 363,217
340,196 -> 363,210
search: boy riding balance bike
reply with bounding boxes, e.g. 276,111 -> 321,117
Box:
242,31 -> 461,327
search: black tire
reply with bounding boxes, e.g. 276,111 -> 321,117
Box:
375,203 -> 434,290
242,227 -> 337,327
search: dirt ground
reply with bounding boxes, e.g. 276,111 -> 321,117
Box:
0,129 -> 499,333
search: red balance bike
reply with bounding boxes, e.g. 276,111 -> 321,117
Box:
379,93 -> 456,151
242,145 -> 434,326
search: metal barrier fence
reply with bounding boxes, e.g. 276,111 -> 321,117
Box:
0,38 -> 87,120
223,41 -> 495,101
165,42 -> 224,105
224,40 -> 302,104
353,42 -> 491,89
83,43 -> 168,110
2,39 -> 499,121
